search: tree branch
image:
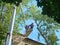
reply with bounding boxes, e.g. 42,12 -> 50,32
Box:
35,21 -> 49,45
37,27 -> 49,45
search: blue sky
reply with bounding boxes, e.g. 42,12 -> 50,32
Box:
20,19 -> 46,44
20,19 -> 60,45
20,0 -> 60,45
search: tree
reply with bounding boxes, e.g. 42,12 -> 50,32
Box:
23,4 -> 60,45
36,0 -> 60,23
0,0 -> 23,45
2,0 -> 22,6
0,2 -> 22,45
0,0 -> 60,45
0,0 -> 30,44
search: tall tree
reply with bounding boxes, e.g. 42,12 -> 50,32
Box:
36,0 -> 60,23
23,4 -> 60,45
0,3 -> 12,45
2,0 -> 22,6
0,0 -> 29,44
1,0 -> 22,45
0,2 -> 22,45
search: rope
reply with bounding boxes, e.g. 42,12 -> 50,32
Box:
20,3 -> 26,26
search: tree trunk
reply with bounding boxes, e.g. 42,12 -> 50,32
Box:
37,27 -> 49,45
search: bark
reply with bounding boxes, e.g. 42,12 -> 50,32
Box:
37,27 -> 49,45
35,20 -> 49,45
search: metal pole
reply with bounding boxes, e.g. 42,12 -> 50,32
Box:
5,5 -> 16,45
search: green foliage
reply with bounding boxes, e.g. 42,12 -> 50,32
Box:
0,22 -> 6,45
2,0 -> 22,6
36,0 -> 60,23
22,0 -> 28,6
48,33 -> 57,43
23,4 -> 60,45
0,0 -> 60,45
0,2 -> 22,45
